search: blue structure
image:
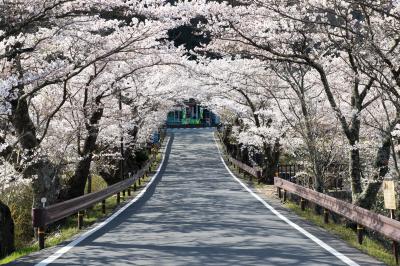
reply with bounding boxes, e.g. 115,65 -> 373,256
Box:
150,132 -> 160,144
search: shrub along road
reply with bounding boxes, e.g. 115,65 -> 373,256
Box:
13,129 -> 383,266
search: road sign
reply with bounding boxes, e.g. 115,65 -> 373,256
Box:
383,180 -> 397,210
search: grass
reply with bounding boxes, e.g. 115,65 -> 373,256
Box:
0,152 -> 162,265
0,195 -> 122,264
284,201 -> 397,266
0,246 -> 39,265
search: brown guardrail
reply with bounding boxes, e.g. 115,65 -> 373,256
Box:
275,177 -> 400,242
33,160 -> 152,226
275,176 -> 400,264
226,155 -> 262,180
216,132 -> 399,263
32,138 -> 166,250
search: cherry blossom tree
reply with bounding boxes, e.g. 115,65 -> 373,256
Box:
0,0 -> 185,256
1,0 -> 400,258
189,58 -> 287,183
181,0 -> 400,208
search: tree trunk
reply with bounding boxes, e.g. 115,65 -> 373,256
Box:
99,156 -> 124,186
30,158 -> 60,208
100,148 -> 141,186
62,156 -> 94,200
298,92 -> 325,194
60,103 -> 104,201
8,88 -> 60,208
100,170 -> 120,186
354,131 -> 392,209
262,143 -> 280,184
349,145 -> 363,201
0,201 -> 14,259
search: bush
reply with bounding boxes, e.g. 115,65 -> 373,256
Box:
0,183 -> 34,248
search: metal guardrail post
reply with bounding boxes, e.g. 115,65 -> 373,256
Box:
32,208 -> 46,250
394,241 -> 399,266
391,210 -> 399,265
38,227 -> 45,250
117,192 -> 121,204
134,182 -> 137,191
324,209 -> 329,224
102,200 -> 106,214
357,224 -> 364,245
78,211 -> 84,229
282,190 -> 287,202
277,188 -> 282,199
300,198 -> 306,211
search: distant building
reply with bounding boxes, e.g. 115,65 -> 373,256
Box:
166,99 -> 220,127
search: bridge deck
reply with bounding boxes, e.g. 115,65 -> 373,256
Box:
17,129 -> 383,266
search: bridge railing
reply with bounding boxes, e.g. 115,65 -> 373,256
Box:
32,142 -> 163,250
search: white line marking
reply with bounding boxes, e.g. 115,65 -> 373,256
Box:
213,134 -> 359,266
35,137 -> 171,266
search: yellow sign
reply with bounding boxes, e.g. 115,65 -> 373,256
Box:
383,180 -> 397,210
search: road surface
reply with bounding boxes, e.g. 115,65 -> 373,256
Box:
15,128 -> 383,266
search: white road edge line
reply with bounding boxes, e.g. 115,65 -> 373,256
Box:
213,134 -> 359,266
35,137 -> 171,266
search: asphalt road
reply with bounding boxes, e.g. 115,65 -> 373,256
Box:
15,128 -> 384,266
